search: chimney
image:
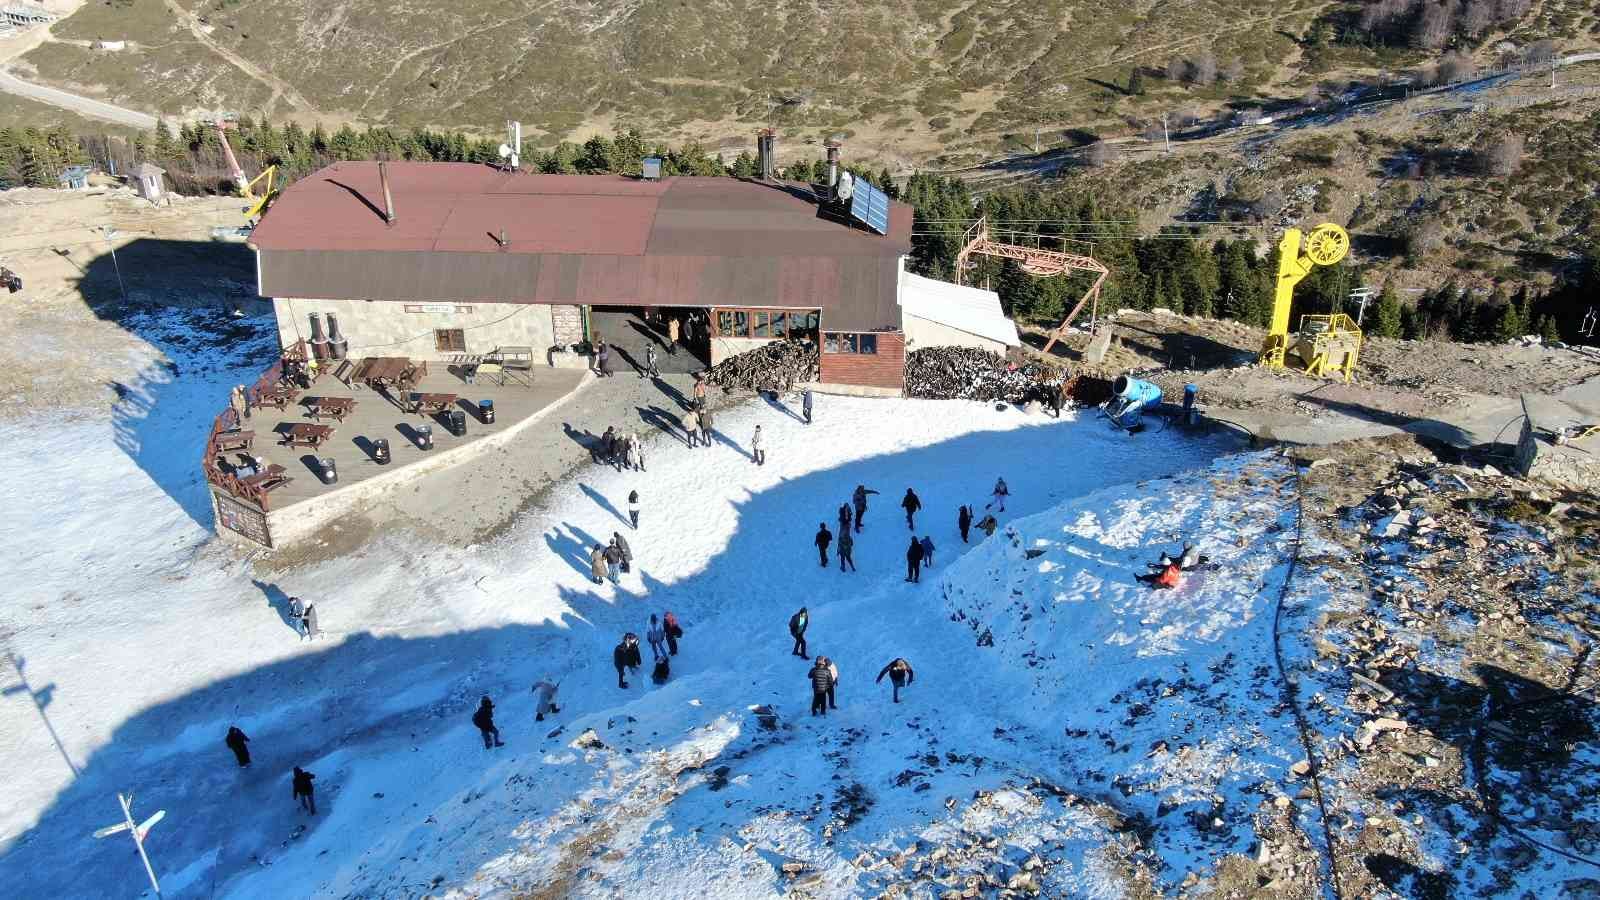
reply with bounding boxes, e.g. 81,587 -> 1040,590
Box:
824,138 -> 842,194
326,313 -> 348,360
378,161 -> 396,225
307,312 -> 330,360
757,128 -> 776,180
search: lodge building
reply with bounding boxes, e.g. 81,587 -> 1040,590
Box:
248,160 -> 1017,392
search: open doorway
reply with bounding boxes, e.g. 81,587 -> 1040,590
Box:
586,305 -> 708,372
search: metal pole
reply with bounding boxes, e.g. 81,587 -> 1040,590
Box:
1162,113 -> 1171,154
102,227 -> 128,305
118,793 -> 162,898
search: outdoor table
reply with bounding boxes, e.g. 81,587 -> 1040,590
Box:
255,385 -> 299,411
411,392 -> 458,417
306,397 -> 357,422
215,430 -> 255,452
279,422 -> 335,449
353,357 -> 413,389
241,464 -> 291,492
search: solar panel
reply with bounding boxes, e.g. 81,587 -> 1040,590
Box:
849,180 -> 891,235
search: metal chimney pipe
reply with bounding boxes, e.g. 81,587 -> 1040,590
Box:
307,312 -> 330,360
758,128 -> 776,180
824,139 -> 841,189
378,161 -> 396,225
326,312 -> 348,360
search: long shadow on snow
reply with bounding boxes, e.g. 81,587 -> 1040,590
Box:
0,413 -> 1236,897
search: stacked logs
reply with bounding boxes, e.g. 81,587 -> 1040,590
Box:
706,340 -> 820,393
904,347 -> 1112,406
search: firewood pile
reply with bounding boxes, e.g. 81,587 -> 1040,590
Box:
906,347 -> 1110,405
706,340 -> 819,393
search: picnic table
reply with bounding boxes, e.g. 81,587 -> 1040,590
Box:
305,396 -> 357,422
240,464 -> 292,492
279,422 -> 336,449
215,429 -> 255,452
253,384 -> 299,411
410,392 -> 458,417
352,357 -> 426,391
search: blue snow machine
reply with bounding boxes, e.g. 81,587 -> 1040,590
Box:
1105,375 -> 1163,433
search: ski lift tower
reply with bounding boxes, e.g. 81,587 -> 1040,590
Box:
954,216 -> 1110,355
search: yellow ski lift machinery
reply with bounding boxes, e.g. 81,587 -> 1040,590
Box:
1260,223 -> 1361,382
215,119 -> 279,222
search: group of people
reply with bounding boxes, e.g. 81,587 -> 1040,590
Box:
1135,543 -> 1206,589
588,531 -> 634,585
789,612 -> 917,715
613,610 -> 684,688
596,426 -> 648,472
221,725 -> 320,816
286,596 -> 321,640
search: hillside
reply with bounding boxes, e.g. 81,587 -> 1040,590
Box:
14,0 -> 1587,166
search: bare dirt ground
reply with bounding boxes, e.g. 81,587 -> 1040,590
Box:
1026,311 -> 1600,448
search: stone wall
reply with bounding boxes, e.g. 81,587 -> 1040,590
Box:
272,298 -> 558,360
551,304 -> 584,347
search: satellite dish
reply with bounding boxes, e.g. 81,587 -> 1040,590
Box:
836,170 -> 854,200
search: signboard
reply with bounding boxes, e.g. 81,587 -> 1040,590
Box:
404,304 -> 473,315
213,490 -> 272,547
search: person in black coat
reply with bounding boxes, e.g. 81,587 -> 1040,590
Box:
789,607 -> 809,659
614,633 -> 642,688
814,523 -> 832,567
901,488 -> 922,530
292,766 -> 317,815
224,725 -> 251,768
876,658 -> 915,703
837,502 -> 852,535
905,536 -> 925,583
809,659 -> 835,716
472,696 -> 504,748
852,485 -> 878,532
958,505 -> 973,543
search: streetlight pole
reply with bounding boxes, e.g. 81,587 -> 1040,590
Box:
99,226 -> 128,305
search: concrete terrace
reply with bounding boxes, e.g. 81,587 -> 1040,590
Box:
236,366 -> 588,509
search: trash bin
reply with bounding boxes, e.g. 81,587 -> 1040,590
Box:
373,437 -> 391,465
318,457 -> 337,485
448,408 -> 467,437
479,399 -> 495,424
417,424 -> 433,450
1183,383 -> 1199,426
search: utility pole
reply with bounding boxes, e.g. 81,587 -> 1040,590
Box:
1162,113 -> 1171,154
1033,127 -> 1040,154
99,226 -> 128,305
92,792 -> 165,898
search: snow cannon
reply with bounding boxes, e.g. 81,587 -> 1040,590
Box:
1106,375 -> 1162,430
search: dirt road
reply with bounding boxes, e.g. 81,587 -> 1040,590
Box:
0,70 -> 156,129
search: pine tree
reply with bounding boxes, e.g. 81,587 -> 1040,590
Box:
1128,68 -> 1144,96
729,150 -> 757,178
1372,283 -> 1403,338
1490,301 -> 1524,343
1537,314 -> 1560,343
152,119 -> 176,160
1400,305 -> 1425,339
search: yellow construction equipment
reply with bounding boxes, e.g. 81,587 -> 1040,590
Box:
1260,223 -> 1361,382
215,119 -> 278,221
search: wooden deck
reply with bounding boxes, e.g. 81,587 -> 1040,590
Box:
229,366 -> 586,509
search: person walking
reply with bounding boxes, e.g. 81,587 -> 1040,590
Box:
301,604 -> 321,640
643,344 -> 660,379
589,544 -> 608,585
789,607 -> 809,659
990,478 -> 1009,512
662,610 -> 682,655
801,388 -> 814,424
598,342 -> 615,378
698,409 -> 714,448
875,658 -> 915,703
1050,383 -> 1064,418
751,425 -> 765,465
230,384 -> 249,421
814,522 -> 832,567
825,657 -> 840,710
905,536 -> 925,583
472,696 -> 504,748
667,317 -> 681,356
976,512 -> 998,537
853,485 -> 879,532
292,766 -> 317,815
603,540 -> 624,584
837,529 -> 856,572
837,502 -> 852,535
646,614 -> 668,661
532,680 -> 561,721
919,535 -> 935,567
224,725 -> 251,768
628,490 -> 640,529
288,595 -> 306,636
901,488 -> 922,530
693,376 -> 707,408
612,531 -> 633,573
958,505 -> 973,543
631,433 -> 647,472
809,658 -> 834,717
614,633 -> 642,688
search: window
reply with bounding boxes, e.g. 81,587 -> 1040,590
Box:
822,331 -> 879,355
434,329 -> 466,352
754,312 -> 772,338
770,313 -> 787,338
732,310 -> 749,337
716,311 -> 736,336
712,308 -> 816,340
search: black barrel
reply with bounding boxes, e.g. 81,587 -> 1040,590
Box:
318,457 -> 337,484
479,399 -> 495,424
448,409 -> 467,437
417,424 -> 433,450
373,438 -> 390,464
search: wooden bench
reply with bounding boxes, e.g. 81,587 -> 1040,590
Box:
410,392 -> 458,417
253,386 -> 299,411
279,422 -> 335,449
306,397 -> 356,422
242,464 -> 292,492
215,430 -> 255,452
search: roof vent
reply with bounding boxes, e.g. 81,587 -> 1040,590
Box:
757,128 -> 777,180
641,157 -> 662,180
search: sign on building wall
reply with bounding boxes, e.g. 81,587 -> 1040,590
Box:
213,490 -> 273,547
404,304 -> 474,315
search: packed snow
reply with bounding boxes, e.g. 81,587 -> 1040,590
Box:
0,307 -> 1396,898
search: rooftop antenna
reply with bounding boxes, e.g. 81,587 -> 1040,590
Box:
498,120 -> 522,171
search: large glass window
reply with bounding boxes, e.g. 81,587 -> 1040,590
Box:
823,331 -> 880,355
770,313 -> 787,338
716,311 -> 736,336
732,311 -> 749,337
754,312 -> 772,338
859,333 -> 877,354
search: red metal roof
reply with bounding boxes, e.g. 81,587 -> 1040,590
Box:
250,162 -> 913,331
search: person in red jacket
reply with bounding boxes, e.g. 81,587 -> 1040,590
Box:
1136,559 -> 1182,589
